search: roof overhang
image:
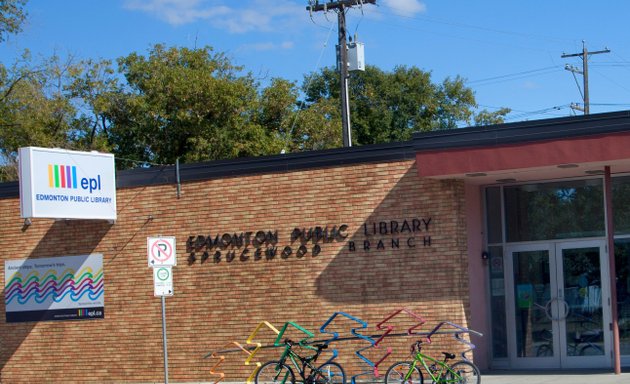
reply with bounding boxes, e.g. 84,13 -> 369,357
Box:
413,111 -> 630,185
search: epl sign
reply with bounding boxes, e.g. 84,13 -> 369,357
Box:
18,147 -> 117,220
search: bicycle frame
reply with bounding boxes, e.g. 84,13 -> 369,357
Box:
274,342 -> 326,383
403,350 -> 463,384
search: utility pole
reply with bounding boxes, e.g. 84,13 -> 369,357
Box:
562,41 -> 610,114
307,0 -> 376,147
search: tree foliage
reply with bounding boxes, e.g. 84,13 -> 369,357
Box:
107,44 -> 289,166
0,0 -> 27,42
303,65 -> 509,145
0,44 -> 511,181
0,53 -> 113,181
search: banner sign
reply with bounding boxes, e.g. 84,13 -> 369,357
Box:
4,254 -> 104,323
19,147 -> 117,220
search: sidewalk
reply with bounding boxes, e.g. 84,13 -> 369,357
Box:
481,370 -> 630,384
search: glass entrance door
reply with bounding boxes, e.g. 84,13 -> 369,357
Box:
505,241 -> 612,369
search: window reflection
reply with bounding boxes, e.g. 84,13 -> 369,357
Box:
613,240 -> 630,356
505,180 -> 605,242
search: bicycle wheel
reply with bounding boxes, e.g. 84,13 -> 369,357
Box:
579,344 -> 604,356
535,343 -> 553,357
314,362 -> 346,384
256,361 -> 296,384
445,361 -> 480,384
385,362 -> 424,384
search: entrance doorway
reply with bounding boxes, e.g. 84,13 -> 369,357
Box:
504,240 -> 612,369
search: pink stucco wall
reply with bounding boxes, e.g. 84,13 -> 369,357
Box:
465,183 -> 490,370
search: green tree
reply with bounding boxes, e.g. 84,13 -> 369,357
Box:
65,58 -> 121,151
0,53 -> 112,181
0,53 -> 74,181
0,0 -> 27,42
474,107 -> 511,126
0,43 -> 511,180
107,44 -> 287,166
302,65 -> 509,146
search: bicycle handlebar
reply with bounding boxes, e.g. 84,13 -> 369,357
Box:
284,339 -> 328,351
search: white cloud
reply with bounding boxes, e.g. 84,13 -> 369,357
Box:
522,81 -> 540,90
124,0 -> 304,33
241,41 -> 295,52
123,0 -> 230,25
381,0 -> 427,17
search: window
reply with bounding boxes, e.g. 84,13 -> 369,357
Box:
504,180 -> 605,242
613,239 -> 630,355
613,176 -> 630,235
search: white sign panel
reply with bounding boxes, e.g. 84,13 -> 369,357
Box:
4,254 -> 104,322
147,237 -> 177,267
18,147 -> 117,220
153,267 -> 173,297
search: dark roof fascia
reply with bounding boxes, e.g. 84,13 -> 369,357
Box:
413,110 -> 630,152
0,181 -> 18,199
117,141 -> 415,188
0,141 -> 415,198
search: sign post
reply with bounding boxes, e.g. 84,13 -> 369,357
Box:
161,295 -> 169,384
148,237 -> 177,384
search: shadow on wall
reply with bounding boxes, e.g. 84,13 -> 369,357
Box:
314,166 -> 468,304
0,219 -> 111,375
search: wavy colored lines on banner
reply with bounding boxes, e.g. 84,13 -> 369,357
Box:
208,341 -> 251,384
5,268 -> 75,288
5,267 -> 103,305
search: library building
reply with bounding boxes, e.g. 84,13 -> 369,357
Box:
1,111 -> 630,382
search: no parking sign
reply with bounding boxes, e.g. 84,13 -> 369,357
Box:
147,237 -> 177,267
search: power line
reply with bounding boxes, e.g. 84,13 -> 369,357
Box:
590,68 -> 630,95
285,21 -> 337,152
562,41 -> 610,114
467,66 -> 561,85
503,105 -> 571,121
374,3 -> 575,45
307,0 -> 377,148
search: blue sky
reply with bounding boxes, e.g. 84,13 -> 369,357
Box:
2,0 -> 630,123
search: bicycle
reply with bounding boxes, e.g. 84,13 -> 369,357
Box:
255,339 -> 346,384
535,328 -> 604,357
535,313 -> 605,357
384,340 -> 480,384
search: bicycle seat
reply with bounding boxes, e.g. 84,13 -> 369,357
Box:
313,344 -> 328,350
442,352 -> 456,360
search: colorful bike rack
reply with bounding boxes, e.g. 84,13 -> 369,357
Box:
204,309 -> 484,383
319,311 -> 378,384
273,321 -> 314,347
208,341 -> 252,384
244,321 -> 281,382
425,321 -> 483,361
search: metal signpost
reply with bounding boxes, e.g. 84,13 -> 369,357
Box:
148,236 -> 176,384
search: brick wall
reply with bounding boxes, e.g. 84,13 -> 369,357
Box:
0,159 -> 470,383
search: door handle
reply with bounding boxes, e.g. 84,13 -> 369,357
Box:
544,298 -> 570,321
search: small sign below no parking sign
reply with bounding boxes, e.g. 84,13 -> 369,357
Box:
153,266 -> 174,297
147,237 -> 177,267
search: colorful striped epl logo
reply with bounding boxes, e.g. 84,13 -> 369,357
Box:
48,164 -> 78,189
78,309 -> 86,317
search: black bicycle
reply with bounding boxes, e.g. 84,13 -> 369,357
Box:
255,339 -> 346,384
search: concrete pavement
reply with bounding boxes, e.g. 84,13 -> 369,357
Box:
481,370 -> 630,384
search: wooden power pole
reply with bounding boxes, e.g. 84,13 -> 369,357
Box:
562,41 -> 610,114
307,0 -> 376,147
